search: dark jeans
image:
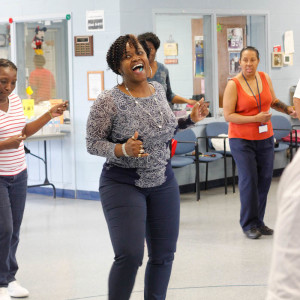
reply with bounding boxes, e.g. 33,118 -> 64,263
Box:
0,169 -> 27,287
99,176 -> 180,300
229,137 -> 274,231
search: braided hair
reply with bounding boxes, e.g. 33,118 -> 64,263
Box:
0,59 -> 17,71
106,34 -> 140,75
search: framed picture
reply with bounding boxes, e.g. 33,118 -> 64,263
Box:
283,54 -> 293,66
0,34 -> 6,47
87,71 -> 104,100
229,52 -> 241,75
227,28 -> 243,51
272,52 -> 284,68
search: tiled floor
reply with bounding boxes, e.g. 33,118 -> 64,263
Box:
17,178 -> 279,299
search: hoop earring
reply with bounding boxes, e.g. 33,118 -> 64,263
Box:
116,74 -> 123,85
149,66 -> 152,78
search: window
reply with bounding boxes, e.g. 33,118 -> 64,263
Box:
154,12 -> 268,119
217,15 -> 267,108
15,19 -> 69,107
155,13 -> 214,116
0,23 -> 11,60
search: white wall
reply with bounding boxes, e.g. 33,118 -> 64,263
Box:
1,0 -> 299,197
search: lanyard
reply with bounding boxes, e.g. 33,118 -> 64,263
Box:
242,73 -> 262,112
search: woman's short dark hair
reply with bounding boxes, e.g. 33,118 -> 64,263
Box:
0,59 -> 17,71
240,46 -> 260,60
137,32 -> 160,51
106,34 -> 140,75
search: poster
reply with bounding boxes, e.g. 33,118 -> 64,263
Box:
195,36 -> 204,77
229,52 -> 241,75
86,10 -> 104,31
227,28 -> 243,51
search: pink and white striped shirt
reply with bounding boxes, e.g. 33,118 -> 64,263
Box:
0,94 -> 26,176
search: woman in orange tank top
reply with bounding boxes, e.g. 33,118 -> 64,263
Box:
223,46 -> 296,240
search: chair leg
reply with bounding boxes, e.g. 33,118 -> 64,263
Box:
195,162 -> 200,201
224,155 -> 227,194
232,158 -> 236,193
205,163 -> 208,190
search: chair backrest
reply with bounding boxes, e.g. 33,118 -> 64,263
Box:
205,122 -> 229,149
271,115 -> 292,140
173,129 -> 197,155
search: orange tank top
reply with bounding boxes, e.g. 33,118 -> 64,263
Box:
229,72 -> 273,140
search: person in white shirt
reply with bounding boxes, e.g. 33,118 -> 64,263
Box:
266,149 -> 300,299
293,79 -> 300,119
0,59 -> 68,300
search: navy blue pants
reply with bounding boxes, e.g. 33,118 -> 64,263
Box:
0,169 -> 27,287
229,137 -> 274,231
99,176 -> 180,300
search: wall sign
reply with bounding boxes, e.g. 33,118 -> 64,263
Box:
87,71 -> 104,100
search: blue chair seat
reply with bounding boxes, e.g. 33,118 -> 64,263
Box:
198,152 -> 223,162
171,156 -> 194,168
274,142 -> 289,152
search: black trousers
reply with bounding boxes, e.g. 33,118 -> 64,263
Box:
229,137 -> 274,231
99,176 -> 180,300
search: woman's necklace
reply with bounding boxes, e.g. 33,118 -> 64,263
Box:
124,83 -> 164,129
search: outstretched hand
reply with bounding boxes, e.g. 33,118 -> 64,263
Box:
190,98 -> 209,123
49,101 -> 69,118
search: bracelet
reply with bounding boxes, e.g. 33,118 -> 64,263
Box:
121,143 -> 129,157
48,111 -> 53,119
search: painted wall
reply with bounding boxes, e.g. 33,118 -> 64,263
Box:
0,0 -> 121,198
1,0 -> 299,197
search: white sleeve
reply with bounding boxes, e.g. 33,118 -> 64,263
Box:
293,79 -> 300,98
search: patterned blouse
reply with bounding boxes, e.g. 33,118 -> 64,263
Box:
86,81 -> 193,188
148,62 -> 175,103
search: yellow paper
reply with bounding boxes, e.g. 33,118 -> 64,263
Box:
163,43 -> 178,56
26,86 -> 33,96
22,99 -> 35,119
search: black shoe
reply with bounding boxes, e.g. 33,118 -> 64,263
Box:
258,225 -> 274,235
244,228 -> 262,239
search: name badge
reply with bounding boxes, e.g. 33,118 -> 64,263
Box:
259,124 -> 268,133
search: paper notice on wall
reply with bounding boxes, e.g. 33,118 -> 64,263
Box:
284,31 -> 294,54
86,10 -> 104,31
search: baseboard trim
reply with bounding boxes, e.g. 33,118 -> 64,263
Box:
27,168 -> 285,200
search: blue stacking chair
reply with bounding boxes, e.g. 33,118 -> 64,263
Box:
205,122 -> 236,194
271,115 -> 293,160
171,129 -> 200,200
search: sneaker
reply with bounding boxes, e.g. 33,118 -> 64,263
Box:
258,225 -> 274,235
243,228 -> 262,239
0,288 -> 11,300
7,281 -> 29,298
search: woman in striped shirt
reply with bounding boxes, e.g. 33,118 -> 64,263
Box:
0,59 -> 68,300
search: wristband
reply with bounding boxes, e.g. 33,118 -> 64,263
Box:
121,143 -> 129,157
48,111 -> 54,119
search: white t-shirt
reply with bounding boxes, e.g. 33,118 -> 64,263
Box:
0,94 -> 26,176
266,149 -> 300,300
293,79 -> 300,98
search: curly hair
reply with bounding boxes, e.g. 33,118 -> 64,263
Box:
137,32 -> 160,51
240,46 -> 260,60
106,34 -> 141,75
0,59 -> 17,71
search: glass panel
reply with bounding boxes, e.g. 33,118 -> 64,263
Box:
15,19 -> 69,122
217,15 -> 267,109
0,23 -> 11,60
155,14 -> 213,116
